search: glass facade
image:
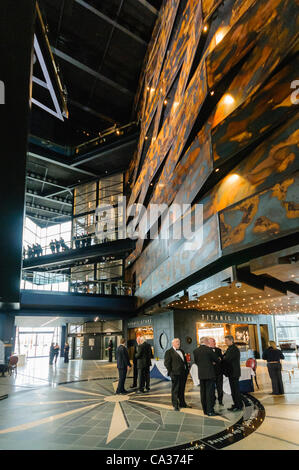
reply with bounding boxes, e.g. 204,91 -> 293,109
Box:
21,173 -> 131,295
72,173 -> 124,246
14,326 -> 61,358
274,315 -> 299,347
23,216 -> 72,255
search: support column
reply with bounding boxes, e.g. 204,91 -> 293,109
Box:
60,325 -> 67,357
0,1 -> 36,308
0,314 -> 16,361
256,321 -> 263,359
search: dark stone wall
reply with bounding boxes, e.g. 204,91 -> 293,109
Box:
82,334 -> 102,360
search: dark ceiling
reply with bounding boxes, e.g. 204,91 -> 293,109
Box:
31,0 -> 162,146
26,0 -> 162,227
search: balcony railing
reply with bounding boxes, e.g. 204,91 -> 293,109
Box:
23,229 -> 127,259
21,270 -> 134,296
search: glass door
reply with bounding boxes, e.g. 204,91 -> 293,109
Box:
103,336 -> 116,360
74,336 -> 83,359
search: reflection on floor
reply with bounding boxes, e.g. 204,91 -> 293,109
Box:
0,356 -> 298,450
226,353 -> 299,450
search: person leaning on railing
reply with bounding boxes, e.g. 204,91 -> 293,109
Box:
262,340 -> 285,395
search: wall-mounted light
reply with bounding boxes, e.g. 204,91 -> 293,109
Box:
215,29 -> 226,45
227,174 -> 240,183
223,93 -> 235,105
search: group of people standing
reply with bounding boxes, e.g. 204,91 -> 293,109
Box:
49,238 -> 69,254
115,336 -> 153,395
73,233 -> 92,249
24,243 -> 43,258
24,238 -> 69,258
49,342 -> 70,365
115,334 -> 286,415
192,335 -> 242,415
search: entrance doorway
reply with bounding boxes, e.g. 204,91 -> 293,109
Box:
103,336 -> 122,360
15,327 -> 60,358
103,336 -> 115,360
74,336 -> 84,359
260,324 -> 269,352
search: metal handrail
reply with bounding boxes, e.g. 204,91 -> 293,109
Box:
23,229 -> 126,259
22,270 -> 134,296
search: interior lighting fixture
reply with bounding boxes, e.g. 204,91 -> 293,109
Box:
227,173 -> 239,183
215,30 -> 225,45
223,93 -> 235,105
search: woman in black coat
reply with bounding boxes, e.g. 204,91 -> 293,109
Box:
262,341 -> 285,395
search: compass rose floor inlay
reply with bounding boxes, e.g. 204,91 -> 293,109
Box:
0,374 -> 265,450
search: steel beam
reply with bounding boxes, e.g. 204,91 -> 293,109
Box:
69,99 -> 116,124
75,0 -> 147,46
27,151 -> 98,177
26,174 -> 69,191
71,134 -> 139,167
26,191 -> 72,207
137,0 -> 158,15
52,47 -> 134,97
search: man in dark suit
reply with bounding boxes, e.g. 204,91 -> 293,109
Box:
164,338 -> 191,411
135,336 -> 153,393
107,339 -> 113,362
193,337 -> 221,416
115,338 -> 131,394
208,337 -> 224,406
223,335 -> 242,411
130,339 -> 138,389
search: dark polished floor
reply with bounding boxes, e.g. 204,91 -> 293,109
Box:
0,357 -> 298,450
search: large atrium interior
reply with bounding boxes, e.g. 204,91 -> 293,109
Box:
0,0 -> 298,457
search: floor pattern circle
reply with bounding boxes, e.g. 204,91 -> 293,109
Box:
0,377 -> 265,450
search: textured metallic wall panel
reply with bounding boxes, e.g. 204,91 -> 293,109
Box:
126,0 -> 299,306
212,59 -> 299,163
135,215 -> 220,306
203,116 -> 299,221
219,173 -> 299,255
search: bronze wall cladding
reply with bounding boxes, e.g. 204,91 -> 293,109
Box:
219,172 -> 299,254
212,58 -> 299,163
126,0 -> 299,306
135,215 -> 220,307
129,112 -> 299,294
203,116 -> 299,221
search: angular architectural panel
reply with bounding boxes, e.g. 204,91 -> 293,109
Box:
125,0 -> 299,308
